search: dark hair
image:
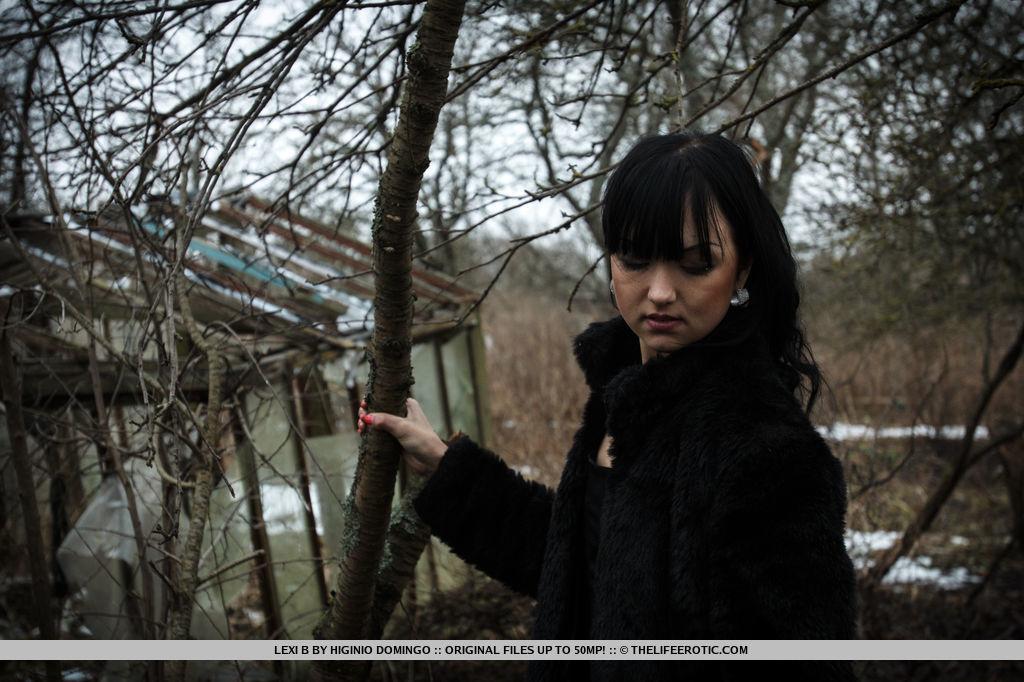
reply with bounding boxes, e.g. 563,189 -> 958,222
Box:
601,130 -> 823,415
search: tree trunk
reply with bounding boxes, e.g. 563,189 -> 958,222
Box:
9,43 -> 42,208
365,480 -> 433,641
999,440 -> 1024,553
312,0 -> 466,678
164,274 -> 226,682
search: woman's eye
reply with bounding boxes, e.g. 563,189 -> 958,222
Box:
620,258 -> 649,271
682,261 -> 714,275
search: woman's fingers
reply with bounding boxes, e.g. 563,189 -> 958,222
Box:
362,411 -> 388,431
358,397 -> 435,446
405,397 -> 426,421
360,410 -> 412,441
357,396 -> 443,476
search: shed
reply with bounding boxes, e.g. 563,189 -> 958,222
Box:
0,194 -> 490,644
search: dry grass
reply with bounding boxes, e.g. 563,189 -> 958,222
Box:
478,290 -> 609,487
808,312 -> 1022,569
809,314 -> 1022,432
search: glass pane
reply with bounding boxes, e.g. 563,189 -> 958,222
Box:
411,339 -> 447,434
441,329 -> 480,442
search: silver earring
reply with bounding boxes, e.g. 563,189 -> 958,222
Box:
729,287 -> 750,307
609,282 -> 617,308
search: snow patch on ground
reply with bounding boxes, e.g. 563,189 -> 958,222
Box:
845,529 -> 982,590
820,423 -> 990,441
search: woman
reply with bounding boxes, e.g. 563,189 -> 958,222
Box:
358,131 -> 858,681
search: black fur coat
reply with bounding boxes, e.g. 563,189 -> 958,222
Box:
413,314 -> 858,681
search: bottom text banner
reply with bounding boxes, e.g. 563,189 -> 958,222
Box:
0,640 -> 1022,661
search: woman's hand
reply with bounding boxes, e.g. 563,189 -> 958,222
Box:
358,397 -> 447,476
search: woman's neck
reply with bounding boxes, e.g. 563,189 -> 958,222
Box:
640,340 -> 673,364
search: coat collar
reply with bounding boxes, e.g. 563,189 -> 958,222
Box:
571,314 -> 775,443
572,313 -> 773,392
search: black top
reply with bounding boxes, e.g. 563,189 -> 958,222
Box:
584,445 -> 613,621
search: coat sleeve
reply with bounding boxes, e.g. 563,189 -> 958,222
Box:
705,426 -> 859,681
412,434 -> 554,599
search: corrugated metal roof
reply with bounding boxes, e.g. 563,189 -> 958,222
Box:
1,193 -> 480,347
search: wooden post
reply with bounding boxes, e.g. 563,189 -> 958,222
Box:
232,406 -> 286,677
432,338 -> 455,437
0,300 -> 60,682
287,366 -> 330,607
465,309 -> 493,447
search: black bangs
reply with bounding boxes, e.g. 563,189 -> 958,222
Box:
601,139 -> 724,267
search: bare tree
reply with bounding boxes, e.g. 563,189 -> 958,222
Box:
311,2 -> 467,681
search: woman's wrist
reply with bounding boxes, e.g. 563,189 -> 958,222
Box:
431,437 -> 449,466
432,430 -> 466,467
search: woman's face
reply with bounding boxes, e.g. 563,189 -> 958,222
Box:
610,211 -> 751,363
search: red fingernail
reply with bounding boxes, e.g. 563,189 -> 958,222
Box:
362,414 -> 374,425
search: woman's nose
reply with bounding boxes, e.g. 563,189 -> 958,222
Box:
647,264 -> 678,303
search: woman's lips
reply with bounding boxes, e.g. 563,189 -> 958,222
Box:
644,315 -> 682,331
